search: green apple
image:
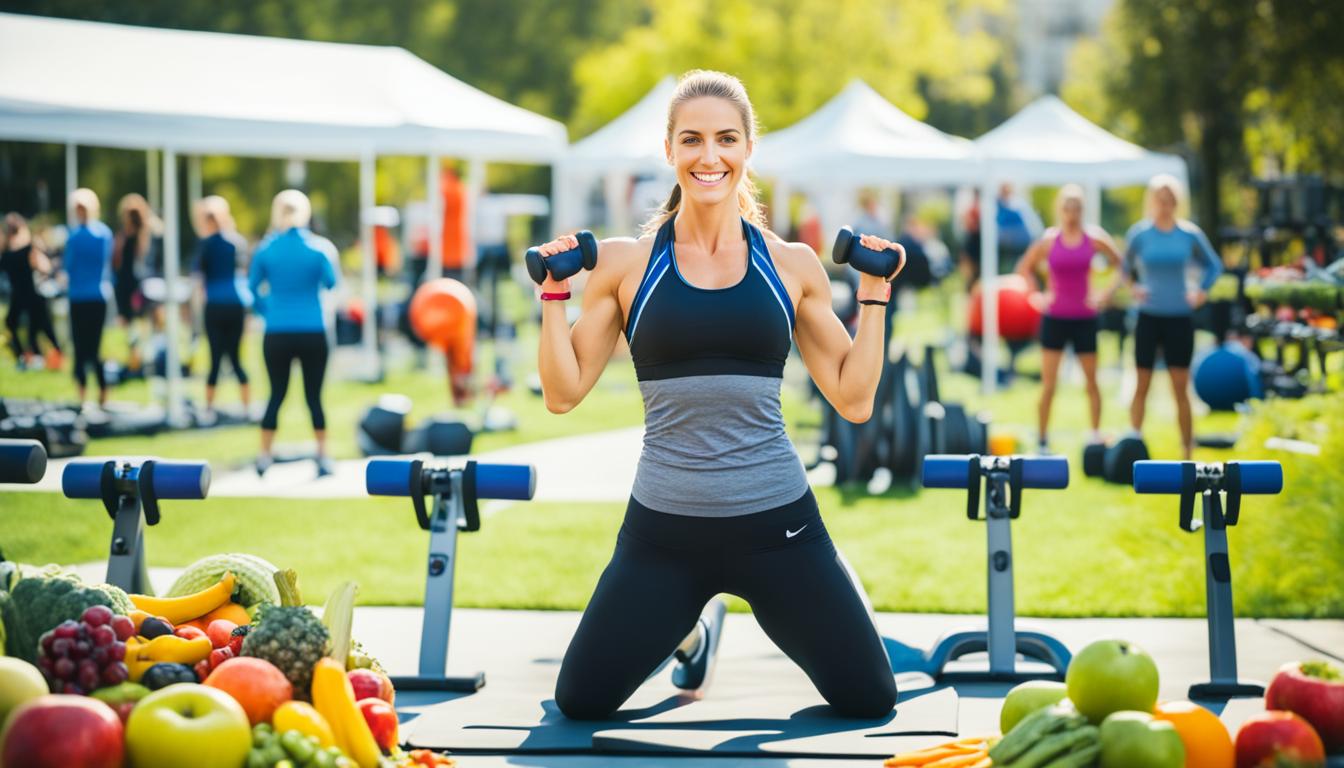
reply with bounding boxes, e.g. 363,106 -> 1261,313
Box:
125,683 -> 251,768
1066,639 -> 1160,723
0,657 -> 50,728
1000,680 -> 1069,734
1100,711 -> 1185,768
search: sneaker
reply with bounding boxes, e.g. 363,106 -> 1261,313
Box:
672,598 -> 726,691
315,456 -> 335,478
255,454 -> 274,477
44,348 -> 63,370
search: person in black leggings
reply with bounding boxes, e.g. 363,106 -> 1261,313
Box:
192,196 -> 252,416
248,190 -> 338,477
63,189 -> 115,406
533,71 -> 904,720
2,213 -> 62,369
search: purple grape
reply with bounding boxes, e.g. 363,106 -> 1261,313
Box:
82,605 -> 114,627
71,641 -> 91,660
53,621 -> 80,640
110,615 -> 136,641
36,656 -> 54,674
108,641 -> 126,662
78,664 -> 101,691
100,662 -> 129,686
62,682 -> 84,696
51,637 -> 72,657
92,646 -> 109,666
91,625 -> 116,647
40,631 -> 56,654
53,657 -> 75,681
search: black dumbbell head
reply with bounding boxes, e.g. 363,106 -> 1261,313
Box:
832,226 -> 855,265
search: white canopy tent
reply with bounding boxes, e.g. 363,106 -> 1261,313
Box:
0,12 -> 567,420
971,95 -> 1189,392
752,80 -> 979,235
560,76 -> 678,233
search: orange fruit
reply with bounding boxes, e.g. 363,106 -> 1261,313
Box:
203,657 -> 293,725
1153,700 -> 1234,768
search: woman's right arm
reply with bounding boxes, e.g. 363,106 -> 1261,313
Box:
536,237 -> 632,414
1013,230 -> 1051,290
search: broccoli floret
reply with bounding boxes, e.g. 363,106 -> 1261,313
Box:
1,568 -> 133,663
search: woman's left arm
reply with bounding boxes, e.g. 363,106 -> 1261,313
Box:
1187,224 -> 1223,308
788,239 -> 902,424
1087,225 -> 1125,306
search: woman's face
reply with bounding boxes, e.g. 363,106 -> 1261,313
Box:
1058,198 -> 1082,228
666,96 -> 752,209
1153,188 -> 1177,220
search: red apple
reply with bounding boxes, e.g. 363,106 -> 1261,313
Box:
1266,661 -> 1344,753
205,620 -> 238,650
358,697 -> 399,753
0,694 -> 124,768
349,668 -> 394,704
1236,710 -> 1326,768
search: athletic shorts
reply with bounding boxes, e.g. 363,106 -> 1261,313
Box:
1040,315 -> 1098,354
1134,312 -> 1194,369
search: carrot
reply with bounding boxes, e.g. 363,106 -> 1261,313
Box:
924,752 -> 989,768
883,736 -> 996,766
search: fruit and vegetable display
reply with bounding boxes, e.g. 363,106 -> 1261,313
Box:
0,555 -> 456,768
883,639 -> 1341,767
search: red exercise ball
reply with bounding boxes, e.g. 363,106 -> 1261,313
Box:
967,274 -> 1043,341
409,279 -> 476,402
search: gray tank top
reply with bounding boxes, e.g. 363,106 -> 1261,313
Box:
622,218 -> 809,516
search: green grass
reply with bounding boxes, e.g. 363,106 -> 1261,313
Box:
2,283 -> 1342,617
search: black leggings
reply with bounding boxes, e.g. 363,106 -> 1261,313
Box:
6,297 -> 60,357
68,300 -> 107,390
205,303 -> 248,387
261,331 -> 328,430
555,490 -> 896,720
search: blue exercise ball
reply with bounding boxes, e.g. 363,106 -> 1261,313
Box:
1193,343 -> 1263,410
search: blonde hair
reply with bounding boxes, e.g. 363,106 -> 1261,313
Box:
69,187 -> 101,223
641,70 -> 768,236
1145,173 -> 1186,219
1055,183 -> 1085,221
270,189 -> 312,231
193,195 -> 236,237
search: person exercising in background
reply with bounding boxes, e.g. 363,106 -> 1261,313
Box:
1125,174 -> 1222,460
2,212 -> 62,370
1014,184 -> 1122,454
192,195 -> 252,419
532,70 -> 903,720
63,188 -> 115,408
112,194 -> 158,364
248,190 -> 338,478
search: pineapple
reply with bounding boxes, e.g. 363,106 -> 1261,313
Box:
241,569 -> 329,698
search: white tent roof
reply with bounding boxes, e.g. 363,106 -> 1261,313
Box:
568,76 -> 676,174
0,13 -> 566,162
974,95 -> 1186,186
752,80 -> 979,186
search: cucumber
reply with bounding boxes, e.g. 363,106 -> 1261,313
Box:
167,554 -> 281,607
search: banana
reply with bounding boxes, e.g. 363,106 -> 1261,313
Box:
312,658 -> 381,768
991,705 -> 1084,764
130,572 -> 236,624
1041,743 -> 1101,767
1006,725 -> 1099,768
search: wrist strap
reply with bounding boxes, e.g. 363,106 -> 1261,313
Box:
859,298 -> 889,307
540,292 -> 571,302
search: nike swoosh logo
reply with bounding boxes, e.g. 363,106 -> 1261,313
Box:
785,525 -> 808,539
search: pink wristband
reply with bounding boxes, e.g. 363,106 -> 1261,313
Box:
540,292 -> 571,302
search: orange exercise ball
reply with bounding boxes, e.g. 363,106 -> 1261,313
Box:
967,274 -> 1043,342
409,278 -> 476,403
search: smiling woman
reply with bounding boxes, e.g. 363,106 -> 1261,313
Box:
529,70 -> 904,721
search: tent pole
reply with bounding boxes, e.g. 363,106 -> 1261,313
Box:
1085,181 -> 1102,228
65,144 -> 78,226
771,181 -> 790,234
980,180 -> 999,395
360,152 -> 379,376
146,150 -> 161,214
188,156 -> 203,212
466,157 -> 485,287
162,148 -> 185,426
550,158 -> 567,235
427,155 -> 443,281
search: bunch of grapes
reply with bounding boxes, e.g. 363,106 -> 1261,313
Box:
36,605 -> 134,695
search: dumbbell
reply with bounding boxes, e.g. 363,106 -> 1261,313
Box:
1082,436 -> 1149,484
0,438 -> 47,484
525,231 -> 598,285
832,226 -> 905,280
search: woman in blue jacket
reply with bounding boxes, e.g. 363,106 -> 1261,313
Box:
248,190 -> 339,477
63,188 -> 115,407
1124,174 -> 1222,459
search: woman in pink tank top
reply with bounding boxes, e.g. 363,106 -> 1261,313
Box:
1014,185 -> 1123,453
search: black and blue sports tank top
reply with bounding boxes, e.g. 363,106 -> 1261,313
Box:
623,218 -> 809,516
